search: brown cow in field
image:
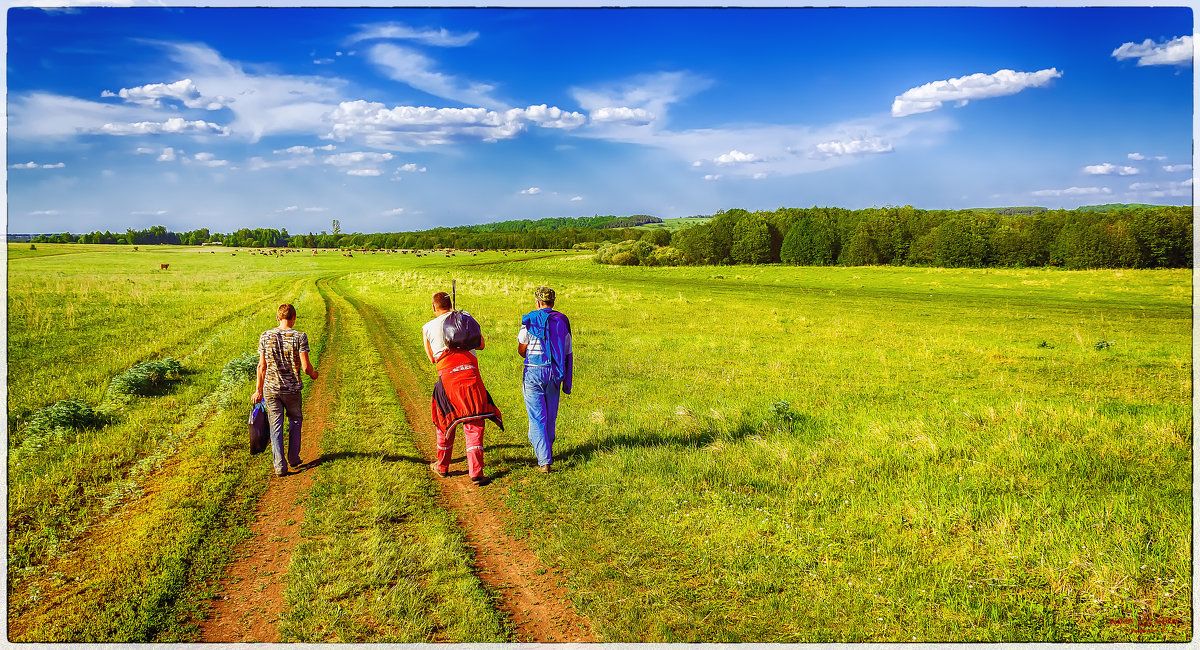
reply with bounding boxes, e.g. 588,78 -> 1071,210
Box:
160,264 -> 169,270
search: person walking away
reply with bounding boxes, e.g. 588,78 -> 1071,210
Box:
518,286 -> 573,472
423,292 -> 502,486
252,303 -> 318,477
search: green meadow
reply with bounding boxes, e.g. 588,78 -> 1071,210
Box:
7,243 -> 1191,642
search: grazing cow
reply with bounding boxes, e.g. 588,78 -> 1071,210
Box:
160,264 -> 169,270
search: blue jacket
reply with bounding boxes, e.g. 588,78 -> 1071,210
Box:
521,308 -> 574,394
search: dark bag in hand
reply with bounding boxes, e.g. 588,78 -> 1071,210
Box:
249,401 -> 268,454
443,310 -> 482,350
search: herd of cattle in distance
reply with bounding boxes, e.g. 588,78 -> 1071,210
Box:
160,247 -> 574,269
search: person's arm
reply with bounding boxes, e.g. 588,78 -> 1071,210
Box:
251,352 -> 266,403
300,350 -> 318,380
518,342 -> 528,358
477,333 -> 486,351
517,324 -> 528,357
424,336 -> 437,364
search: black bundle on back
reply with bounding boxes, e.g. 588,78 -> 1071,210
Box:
443,311 -> 481,350
442,280 -> 481,350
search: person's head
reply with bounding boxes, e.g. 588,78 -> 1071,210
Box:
533,286 -> 555,308
432,291 -> 453,312
277,303 -> 297,323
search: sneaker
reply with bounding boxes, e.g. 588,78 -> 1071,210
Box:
429,463 -> 448,478
471,476 -> 492,486
538,464 -> 551,473
275,469 -> 289,477
289,459 -> 304,468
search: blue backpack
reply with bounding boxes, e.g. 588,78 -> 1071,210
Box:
248,401 -> 268,454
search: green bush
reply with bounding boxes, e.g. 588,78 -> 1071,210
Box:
108,357 -> 184,398
220,352 -> 258,386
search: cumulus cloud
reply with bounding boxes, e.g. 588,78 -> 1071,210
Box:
815,136 -> 893,157
892,68 -> 1062,117
157,147 -> 178,161
9,162 -> 39,169
519,187 -> 541,195
704,174 -> 722,181
715,149 -> 761,165
589,106 -> 655,125
41,162 -> 66,168
1127,152 -> 1166,161
348,22 -> 478,47
325,100 -> 583,148
102,78 -> 230,110
92,117 -> 230,136
571,196 -> 583,201
367,43 -> 502,109
384,207 -> 407,216
398,163 -> 427,172
1031,186 -> 1112,197
1083,163 -> 1139,176
1112,35 -> 1193,66
1163,164 -> 1192,172
346,169 -> 382,176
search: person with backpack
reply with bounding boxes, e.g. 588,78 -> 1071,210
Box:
423,291 -> 502,486
518,286 -> 573,473
251,303 -> 319,477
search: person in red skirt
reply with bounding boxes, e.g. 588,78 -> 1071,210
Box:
423,292 -> 502,486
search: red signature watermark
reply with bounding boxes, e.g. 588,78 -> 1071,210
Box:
1108,613 -> 1186,634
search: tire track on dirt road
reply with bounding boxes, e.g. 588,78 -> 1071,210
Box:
198,276 -> 340,642
328,278 -> 596,643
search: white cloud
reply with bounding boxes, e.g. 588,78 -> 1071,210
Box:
1112,35 -> 1193,66
41,162 -> 66,169
9,162 -> 39,169
1031,186 -> 1112,197
589,106 -> 655,125
520,187 -> 541,195
276,145 -> 315,156
572,71 -> 712,130
752,172 -> 768,180
1163,164 -> 1192,172
190,152 -> 229,167
326,100 -> 557,148
135,147 -> 155,154
1083,163 -> 1139,176
158,147 -> 178,162
102,78 -> 229,110
384,207 -> 407,216
715,149 -> 761,165
398,163 -> 427,172
1129,179 -> 1192,197
570,196 -> 583,201
131,210 -> 169,216
282,205 -> 300,212
346,169 -> 382,176
892,68 -> 1062,117
367,43 -> 502,109
347,22 -> 479,47
704,174 -> 722,181
521,104 -> 587,129
815,136 -> 893,157
29,210 -> 60,216
93,117 -> 230,136
325,151 -> 395,166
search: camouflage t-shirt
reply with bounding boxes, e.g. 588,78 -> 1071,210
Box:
258,327 -> 310,395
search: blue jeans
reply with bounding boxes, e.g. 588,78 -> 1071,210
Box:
264,392 -> 303,473
523,365 -> 560,467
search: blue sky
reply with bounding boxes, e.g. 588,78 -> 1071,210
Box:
5,5 -> 1194,235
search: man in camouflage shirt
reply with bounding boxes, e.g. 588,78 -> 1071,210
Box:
252,303 -> 319,477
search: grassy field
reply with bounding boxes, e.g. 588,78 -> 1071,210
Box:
7,243 -> 1192,642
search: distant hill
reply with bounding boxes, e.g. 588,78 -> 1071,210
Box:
970,206 -> 1048,215
634,216 -> 712,232
1075,203 -> 1171,213
465,214 -> 662,232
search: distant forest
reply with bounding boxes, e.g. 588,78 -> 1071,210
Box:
35,204 -> 1191,269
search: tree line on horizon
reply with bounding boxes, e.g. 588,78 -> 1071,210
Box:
595,204 -> 1192,270
32,204 -> 1191,269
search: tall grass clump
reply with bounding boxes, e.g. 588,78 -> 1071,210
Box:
10,398 -> 109,454
107,357 -> 183,399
